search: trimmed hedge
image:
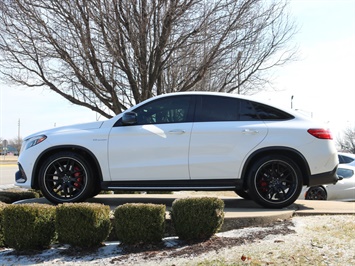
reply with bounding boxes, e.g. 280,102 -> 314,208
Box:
171,197 -> 224,240
114,203 -> 166,244
1,204 -> 56,250
56,203 -> 111,248
0,191 -> 227,251
0,202 -> 7,247
0,189 -> 40,204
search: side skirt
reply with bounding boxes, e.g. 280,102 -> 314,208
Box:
100,179 -> 243,191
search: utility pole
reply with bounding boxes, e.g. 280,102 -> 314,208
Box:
18,118 -> 21,140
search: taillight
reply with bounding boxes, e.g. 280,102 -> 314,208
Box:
307,129 -> 333,140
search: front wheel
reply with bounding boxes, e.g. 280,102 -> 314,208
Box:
247,155 -> 303,209
39,152 -> 95,204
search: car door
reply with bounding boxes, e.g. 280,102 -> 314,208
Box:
108,95 -> 195,181
189,95 -> 268,180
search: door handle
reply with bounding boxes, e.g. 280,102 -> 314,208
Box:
242,129 -> 259,134
168,129 -> 186,135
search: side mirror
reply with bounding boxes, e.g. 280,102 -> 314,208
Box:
122,112 -> 138,125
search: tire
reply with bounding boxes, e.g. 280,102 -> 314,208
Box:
235,189 -> 251,200
38,152 -> 95,204
305,186 -> 327,200
90,184 -> 102,198
247,155 -> 303,209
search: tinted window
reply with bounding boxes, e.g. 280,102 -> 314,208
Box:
239,100 -> 259,120
251,102 -> 294,120
134,96 -> 193,125
338,155 -> 355,164
195,95 -> 293,122
196,96 -> 239,122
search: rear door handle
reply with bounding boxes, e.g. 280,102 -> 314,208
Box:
242,129 -> 259,135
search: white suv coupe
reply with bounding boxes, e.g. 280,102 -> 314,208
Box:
16,92 -> 339,208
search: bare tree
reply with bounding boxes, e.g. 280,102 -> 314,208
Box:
337,127 -> 355,154
0,0 -> 297,118
8,137 -> 23,154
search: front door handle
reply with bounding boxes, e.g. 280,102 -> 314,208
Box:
168,129 -> 186,135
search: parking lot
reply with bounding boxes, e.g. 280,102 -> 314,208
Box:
0,156 -> 17,186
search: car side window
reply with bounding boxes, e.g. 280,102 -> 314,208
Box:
194,96 -> 294,122
251,102 -> 294,120
339,155 -> 354,164
195,96 -> 240,122
134,96 -> 193,125
239,100 -> 259,121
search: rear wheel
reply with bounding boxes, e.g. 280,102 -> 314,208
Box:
247,155 -> 303,209
305,186 -> 327,200
39,152 -> 95,204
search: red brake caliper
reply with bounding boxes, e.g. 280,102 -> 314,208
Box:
260,178 -> 268,192
73,166 -> 82,188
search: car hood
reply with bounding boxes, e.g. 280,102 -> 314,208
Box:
24,121 -> 104,139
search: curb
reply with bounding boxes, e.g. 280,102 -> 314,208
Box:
221,210 -> 295,231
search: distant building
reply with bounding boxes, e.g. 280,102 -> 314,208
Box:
1,145 -> 19,156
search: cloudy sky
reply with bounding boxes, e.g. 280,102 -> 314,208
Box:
1,0 -> 354,140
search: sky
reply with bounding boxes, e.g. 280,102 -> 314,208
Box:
0,0 -> 355,141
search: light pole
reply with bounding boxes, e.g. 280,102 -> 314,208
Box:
291,95 -> 294,109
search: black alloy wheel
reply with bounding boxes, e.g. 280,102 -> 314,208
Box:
39,152 -> 94,204
247,155 -> 303,209
305,186 -> 327,200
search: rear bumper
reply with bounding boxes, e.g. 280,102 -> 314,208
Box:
308,165 -> 339,186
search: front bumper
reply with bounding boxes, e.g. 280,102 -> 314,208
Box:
308,165 -> 339,186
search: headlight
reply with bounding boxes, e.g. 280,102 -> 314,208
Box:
23,135 -> 47,150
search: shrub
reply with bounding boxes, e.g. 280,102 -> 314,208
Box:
56,203 -> 111,248
1,204 -> 56,250
114,203 -> 165,244
0,202 -> 7,247
0,195 -> 11,204
171,197 -> 224,240
99,190 -> 114,194
0,189 -> 40,203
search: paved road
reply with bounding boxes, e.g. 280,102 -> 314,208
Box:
0,164 -> 17,186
